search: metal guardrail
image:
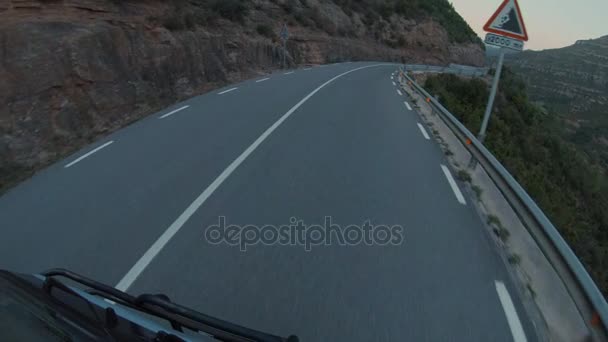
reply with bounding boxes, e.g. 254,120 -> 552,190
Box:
399,69 -> 608,341
404,64 -> 489,77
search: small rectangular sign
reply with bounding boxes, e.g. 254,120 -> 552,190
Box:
485,33 -> 524,52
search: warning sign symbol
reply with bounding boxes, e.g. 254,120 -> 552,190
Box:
497,8 -> 521,34
483,0 -> 529,41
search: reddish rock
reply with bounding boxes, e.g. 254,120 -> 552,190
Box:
0,0 -> 485,191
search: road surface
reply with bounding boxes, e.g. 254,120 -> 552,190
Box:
0,62 -> 536,341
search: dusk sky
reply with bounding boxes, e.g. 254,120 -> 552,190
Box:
450,0 -> 608,50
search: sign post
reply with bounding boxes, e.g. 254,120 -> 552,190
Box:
478,0 -> 528,143
478,50 -> 505,142
280,24 -> 289,69
470,0 -> 528,168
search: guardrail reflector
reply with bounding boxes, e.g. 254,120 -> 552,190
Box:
592,312 -> 601,326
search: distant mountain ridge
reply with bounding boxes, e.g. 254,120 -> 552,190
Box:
506,35 -> 608,167
507,35 -> 607,120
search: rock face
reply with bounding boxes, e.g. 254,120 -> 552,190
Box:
0,0 -> 485,191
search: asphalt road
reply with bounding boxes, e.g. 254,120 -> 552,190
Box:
0,62 -> 536,341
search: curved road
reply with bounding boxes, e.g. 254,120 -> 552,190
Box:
0,62 -> 536,341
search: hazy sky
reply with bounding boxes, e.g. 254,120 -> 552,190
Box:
450,0 -> 608,50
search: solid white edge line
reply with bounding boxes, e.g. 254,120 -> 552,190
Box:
440,164 -> 467,205
218,87 -> 238,95
397,89 -> 402,96
115,63 -> 393,291
256,78 -> 270,83
417,123 -> 431,140
405,101 -> 412,111
159,105 -> 189,119
284,71 -> 295,75
495,281 -> 528,342
64,141 -> 114,168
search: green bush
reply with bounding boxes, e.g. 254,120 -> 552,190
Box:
487,214 -> 501,226
424,70 -> 608,297
211,0 -> 249,22
383,39 -> 398,49
456,169 -> 472,182
394,0 -> 416,16
294,11 -> 314,28
183,12 -> 196,30
163,13 -> 185,31
375,2 -> 393,19
281,0 -> 298,14
494,226 -> 510,242
508,253 -> 522,265
472,185 -> 483,199
256,0 -> 480,44
359,0 -> 479,43
256,24 -> 274,38
397,35 -> 407,47
307,7 -> 335,35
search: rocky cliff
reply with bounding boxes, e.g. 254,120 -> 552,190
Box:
0,0 -> 484,191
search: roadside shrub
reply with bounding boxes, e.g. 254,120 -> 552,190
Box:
487,214 -> 501,226
508,253 -> 522,265
494,226 -> 510,242
457,169 -> 472,182
472,185 -> 483,199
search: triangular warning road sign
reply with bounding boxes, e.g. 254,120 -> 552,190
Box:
483,0 -> 529,41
